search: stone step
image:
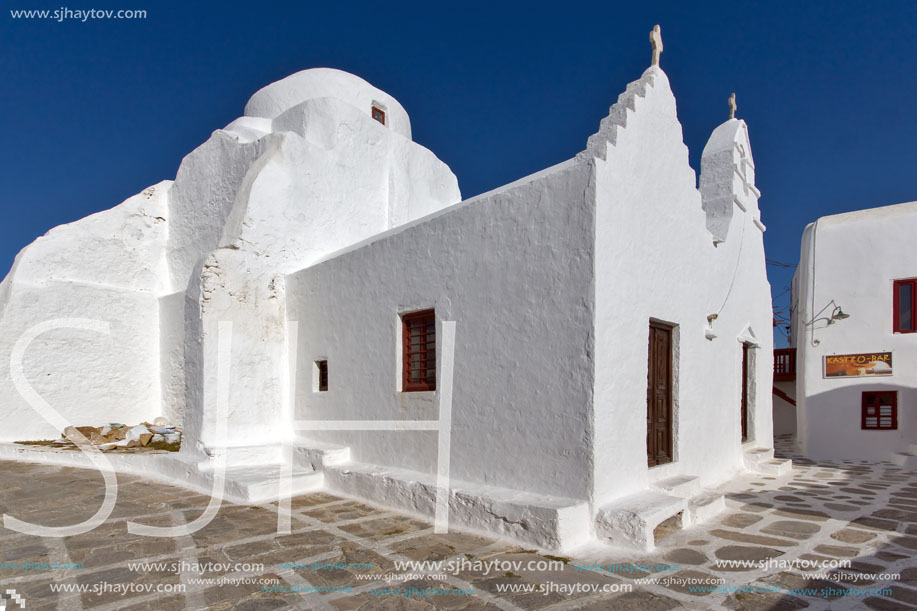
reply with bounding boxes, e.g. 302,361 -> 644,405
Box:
595,491 -> 687,553
197,439 -> 354,474
221,465 -> 323,504
891,452 -> 917,468
743,446 -> 775,467
292,438 -> 352,471
687,493 -> 726,526
197,444 -> 286,470
651,475 -> 702,498
755,458 -> 793,477
321,460 -> 591,552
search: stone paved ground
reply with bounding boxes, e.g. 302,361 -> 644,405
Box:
0,438 -> 914,610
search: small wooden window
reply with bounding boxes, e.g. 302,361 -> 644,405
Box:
894,279 -> 916,333
861,391 -> 897,430
402,309 -> 435,392
316,360 -> 328,392
371,105 -> 386,125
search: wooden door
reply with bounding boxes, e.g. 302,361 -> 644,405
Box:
647,322 -> 673,467
741,344 -> 750,442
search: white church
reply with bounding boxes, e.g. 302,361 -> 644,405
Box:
0,29 -> 783,552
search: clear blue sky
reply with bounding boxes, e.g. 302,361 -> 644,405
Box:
2,1 -> 915,347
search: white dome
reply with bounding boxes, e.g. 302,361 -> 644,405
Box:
702,118 -> 751,160
243,68 -> 412,139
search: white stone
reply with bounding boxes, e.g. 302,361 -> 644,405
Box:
99,439 -> 130,450
125,425 -> 151,443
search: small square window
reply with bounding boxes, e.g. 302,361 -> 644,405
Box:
371,105 -> 386,125
315,360 -> 328,392
894,279 -> 917,333
401,309 -> 435,392
861,391 -> 897,430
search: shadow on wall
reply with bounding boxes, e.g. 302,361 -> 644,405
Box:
799,383 -> 915,462
773,380 -> 797,437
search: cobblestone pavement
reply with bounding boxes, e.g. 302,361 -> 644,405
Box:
0,438 -> 914,610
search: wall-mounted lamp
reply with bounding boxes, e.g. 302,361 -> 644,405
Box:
705,313 -> 718,341
830,306 -> 849,322
804,300 -> 851,328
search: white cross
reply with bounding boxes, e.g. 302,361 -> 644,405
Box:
650,25 -> 663,66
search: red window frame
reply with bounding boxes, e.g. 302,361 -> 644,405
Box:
316,360 -> 328,392
371,105 -> 386,125
402,309 -> 436,392
861,391 -> 897,430
894,278 -> 917,333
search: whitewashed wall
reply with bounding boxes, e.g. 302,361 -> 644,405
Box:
793,202 -> 917,460
287,161 -> 596,501
0,184 -> 171,440
589,67 -> 773,505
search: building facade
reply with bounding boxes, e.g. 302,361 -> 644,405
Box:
788,201 -> 917,465
0,34 -> 781,551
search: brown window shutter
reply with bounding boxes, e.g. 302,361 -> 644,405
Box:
402,309 -> 436,392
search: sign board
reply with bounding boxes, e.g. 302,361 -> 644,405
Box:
824,352 -> 892,378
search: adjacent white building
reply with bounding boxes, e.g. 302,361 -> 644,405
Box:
788,201 -> 917,465
0,31 -> 783,552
